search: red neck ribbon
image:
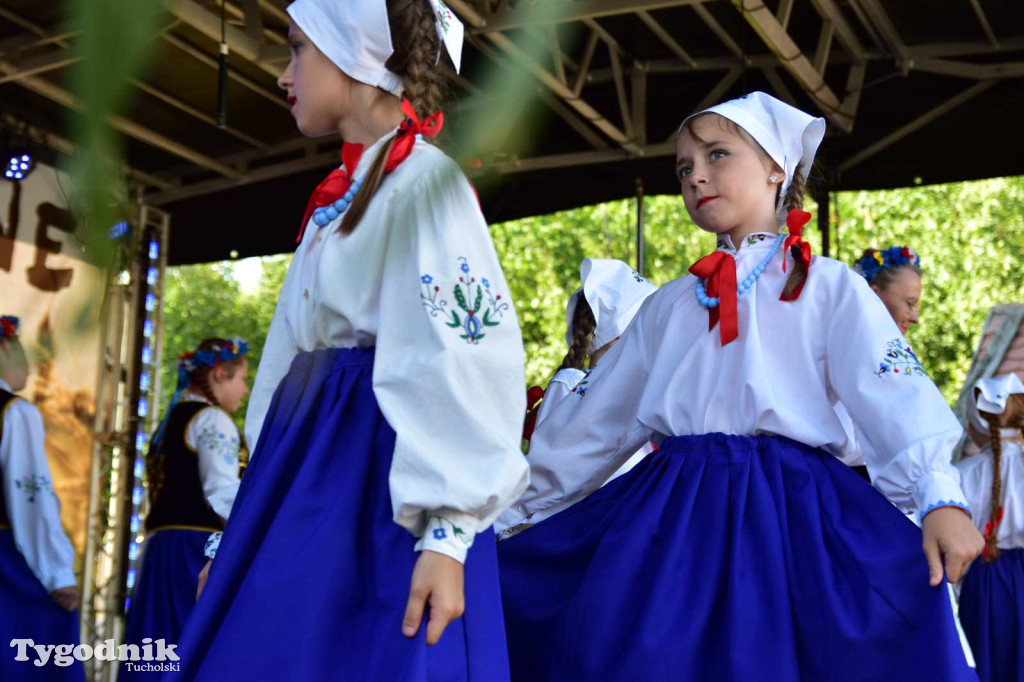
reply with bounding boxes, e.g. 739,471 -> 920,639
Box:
296,99 -> 445,243
779,209 -> 813,302
689,251 -> 739,346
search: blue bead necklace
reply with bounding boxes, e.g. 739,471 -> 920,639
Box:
311,174 -> 365,227
695,233 -> 785,309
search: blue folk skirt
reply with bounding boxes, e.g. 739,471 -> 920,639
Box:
958,546 -> 1024,682
498,433 -> 976,682
167,348 -> 510,681
0,528 -> 84,680
120,528 -> 213,679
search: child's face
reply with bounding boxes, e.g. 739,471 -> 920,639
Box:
0,339 -> 29,392
676,115 -> 781,237
211,358 -> 250,415
871,267 -> 922,336
279,22 -> 356,137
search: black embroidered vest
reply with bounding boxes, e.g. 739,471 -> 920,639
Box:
0,389 -> 17,528
144,401 -> 225,532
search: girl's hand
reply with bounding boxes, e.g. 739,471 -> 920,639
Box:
402,550 -> 465,645
51,586 -> 81,612
196,559 -> 213,601
921,506 -> 984,586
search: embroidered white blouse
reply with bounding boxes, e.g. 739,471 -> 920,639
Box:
533,368 -> 587,426
0,378 -> 77,592
517,232 -> 969,522
956,441 -> 1024,550
244,135 -> 529,564
180,392 -> 241,520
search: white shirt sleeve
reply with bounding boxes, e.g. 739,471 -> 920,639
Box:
517,299 -> 657,517
245,258 -> 301,456
1,398 -> 77,592
824,269 -> 969,521
534,368 -> 588,426
372,156 -> 530,564
185,406 -> 241,520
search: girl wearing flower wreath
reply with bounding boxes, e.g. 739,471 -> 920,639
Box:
500,258 -> 657,537
497,92 -> 982,681
0,315 -> 83,681
119,337 -> 247,681
835,246 -> 923,483
170,1 -> 527,679
956,374 -> 1024,682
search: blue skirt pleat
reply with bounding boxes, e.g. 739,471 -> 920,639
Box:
167,348 -> 509,681
0,529 -> 84,680
958,546 -> 1024,682
498,433 -> 976,682
120,529 -> 211,679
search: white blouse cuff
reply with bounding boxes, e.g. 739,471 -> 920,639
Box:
414,513 -> 476,564
913,472 -> 971,523
49,568 -> 77,593
204,532 -> 223,559
550,368 -> 587,388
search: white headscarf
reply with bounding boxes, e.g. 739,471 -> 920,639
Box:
286,0 -> 465,98
968,373 -> 1024,437
565,259 -> 658,354
680,91 -> 826,223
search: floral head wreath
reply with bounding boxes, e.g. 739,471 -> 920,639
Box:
150,337 -> 249,454
853,246 -> 920,284
0,316 -> 19,340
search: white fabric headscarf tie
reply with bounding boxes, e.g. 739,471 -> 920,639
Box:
680,91 -> 826,223
565,259 -> 658,354
968,373 -> 1024,437
287,0 -> 465,98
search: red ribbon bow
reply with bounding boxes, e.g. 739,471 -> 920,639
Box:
296,99 -> 445,243
689,251 -> 739,346
982,507 -> 1005,562
780,209 -> 813,302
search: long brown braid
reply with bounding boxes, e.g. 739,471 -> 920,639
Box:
780,166 -> 808,299
339,0 -> 446,235
558,297 -> 597,371
978,391 -> 1024,562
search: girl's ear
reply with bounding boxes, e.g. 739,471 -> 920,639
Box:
211,364 -> 226,384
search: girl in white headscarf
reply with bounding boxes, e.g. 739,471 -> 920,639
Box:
956,374 -> 1024,682
497,92 -> 982,681
500,259 -> 657,536
169,2 -> 527,680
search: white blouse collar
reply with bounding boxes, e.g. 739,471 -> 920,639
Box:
350,125 -> 403,177
182,391 -> 213,406
716,231 -> 781,254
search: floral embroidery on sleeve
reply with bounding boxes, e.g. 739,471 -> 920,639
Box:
204,532 -> 222,559
875,339 -> 926,378
420,257 -> 509,344
15,476 -> 55,503
197,422 -> 240,467
428,515 -> 471,546
571,368 -> 593,398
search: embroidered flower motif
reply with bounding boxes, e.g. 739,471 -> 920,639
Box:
420,274 -> 433,284
430,516 -> 471,546
197,424 -> 240,466
204,532 -> 223,559
433,528 -> 447,540
15,476 -> 54,503
875,338 -> 926,378
747,234 -> 769,245
422,257 -> 509,344
632,269 -> 649,283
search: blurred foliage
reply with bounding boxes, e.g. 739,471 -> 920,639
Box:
160,177 -> 1023,427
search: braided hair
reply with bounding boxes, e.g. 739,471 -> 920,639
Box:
558,297 -> 596,371
339,0 -> 448,235
976,391 -> 1024,562
780,165 -> 807,299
